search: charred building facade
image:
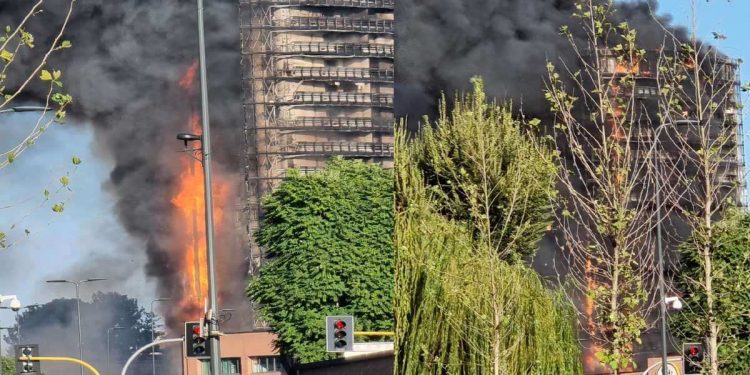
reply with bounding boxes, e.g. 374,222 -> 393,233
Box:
238,0 -> 395,282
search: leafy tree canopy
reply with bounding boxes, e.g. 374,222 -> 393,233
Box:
394,78 -> 581,375
406,78 -> 557,262
247,158 -> 394,364
670,208 -> 750,373
4,292 -> 154,373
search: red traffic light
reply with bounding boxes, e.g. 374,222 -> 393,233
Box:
689,346 -> 699,356
334,320 -> 346,330
192,326 -> 201,336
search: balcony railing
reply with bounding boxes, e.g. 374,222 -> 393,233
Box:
275,92 -> 392,107
240,0 -> 394,9
270,117 -> 393,131
268,142 -> 394,156
270,42 -> 394,58
269,17 -> 394,33
275,67 -> 394,82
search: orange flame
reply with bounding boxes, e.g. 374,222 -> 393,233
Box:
171,61 -> 229,318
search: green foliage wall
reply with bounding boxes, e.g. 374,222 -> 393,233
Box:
247,158 -> 394,364
394,79 -> 582,375
670,208 -> 750,373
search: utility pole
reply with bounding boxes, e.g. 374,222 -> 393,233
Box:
195,0 -> 221,373
46,278 -> 106,375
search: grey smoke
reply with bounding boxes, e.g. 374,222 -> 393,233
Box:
0,0 -> 249,331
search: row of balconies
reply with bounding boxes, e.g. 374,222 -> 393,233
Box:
262,141 -> 394,156
273,66 -> 394,82
269,42 -> 394,58
267,17 -> 394,33
240,0 -> 394,9
269,116 -> 393,131
268,92 -> 393,107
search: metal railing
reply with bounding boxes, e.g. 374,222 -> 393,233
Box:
272,142 -> 394,155
240,0 -> 394,9
269,17 -> 393,33
276,67 -> 393,82
283,92 -> 393,107
271,117 -> 393,131
270,42 -> 394,58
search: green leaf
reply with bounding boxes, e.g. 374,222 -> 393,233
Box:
72,156 -> 82,165
7,151 -> 15,164
59,175 -> 70,187
528,118 -> 542,127
0,49 -> 13,62
51,203 -> 64,213
40,70 -> 52,81
60,40 -> 72,49
43,190 -> 50,199
52,70 -> 61,80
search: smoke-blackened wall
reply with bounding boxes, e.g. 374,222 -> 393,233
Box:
0,0 -> 249,330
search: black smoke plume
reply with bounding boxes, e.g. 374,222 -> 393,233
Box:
396,0 -> 684,120
0,0 -> 249,330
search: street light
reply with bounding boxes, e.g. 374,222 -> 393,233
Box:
0,106 -> 50,114
149,298 -> 170,375
177,0 -> 223,371
1,303 -> 41,342
107,324 -> 124,375
0,295 -> 22,311
650,120 -> 699,373
46,278 -> 107,375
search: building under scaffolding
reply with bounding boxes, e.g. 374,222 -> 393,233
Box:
238,0 -> 395,286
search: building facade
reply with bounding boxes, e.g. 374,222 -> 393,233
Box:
183,330 -> 285,374
238,0 -> 395,288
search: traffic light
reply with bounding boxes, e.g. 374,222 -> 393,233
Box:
15,344 -> 39,374
185,321 -> 211,358
325,316 -> 354,352
683,342 -> 704,375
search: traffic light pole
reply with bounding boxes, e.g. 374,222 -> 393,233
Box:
195,0 -> 221,373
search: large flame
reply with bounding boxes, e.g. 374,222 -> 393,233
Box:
171,61 -> 229,319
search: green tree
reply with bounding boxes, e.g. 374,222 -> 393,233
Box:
407,78 -> 557,263
395,79 -> 581,375
1,356 -> 13,373
247,158 -> 394,364
669,208 -> 750,374
1,0 -> 77,250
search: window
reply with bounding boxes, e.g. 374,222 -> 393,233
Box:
251,356 -> 284,373
200,358 -> 241,374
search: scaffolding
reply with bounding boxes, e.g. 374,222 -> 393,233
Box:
238,0 -> 394,289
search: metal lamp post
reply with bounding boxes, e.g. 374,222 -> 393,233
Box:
1,304 -> 41,342
650,120 -> 698,373
149,298 -> 170,375
106,325 -> 124,375
173,1 -> 222,373
46,278 -> 107,375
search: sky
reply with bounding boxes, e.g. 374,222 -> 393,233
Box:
656,0 -> 750,198
0,0 -> 748,340
0,113 -> 156,328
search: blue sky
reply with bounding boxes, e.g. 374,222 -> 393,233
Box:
656,0 -> 750,196
0,115 -> 155,328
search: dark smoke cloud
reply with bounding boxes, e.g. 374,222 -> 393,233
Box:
0,0 -> 249,330
396,0 -> 684,120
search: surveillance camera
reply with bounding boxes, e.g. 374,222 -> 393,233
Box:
9,298 -> 21,312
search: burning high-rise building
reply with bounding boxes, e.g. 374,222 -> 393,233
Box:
238,0 -> 395,291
